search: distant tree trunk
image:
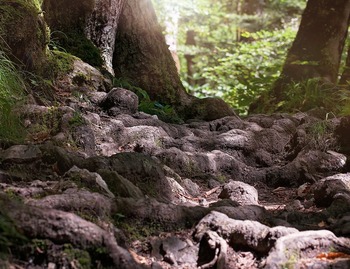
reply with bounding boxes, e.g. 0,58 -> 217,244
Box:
112,0 -> 190,107
85,0 -> 125,75
340,42 -> 350,85
277,0 -> 350,86
163,4 -> 180,73
184,30 -> 196,89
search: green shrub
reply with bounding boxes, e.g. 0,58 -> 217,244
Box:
0,51 -> 26,143
113,77 -> 183,123
187,28 -> 296,114
276,79 -> 350,114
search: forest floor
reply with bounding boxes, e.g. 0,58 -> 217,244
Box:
1,60 -> 350,269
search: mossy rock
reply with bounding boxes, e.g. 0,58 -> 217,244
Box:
0,0 -> 48,71
184,97 -> 236,121
42,0 -> 102,67
51,30 -> 103,67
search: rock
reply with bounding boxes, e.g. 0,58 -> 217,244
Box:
121,125 -> 169,151
297,183 -> 312,198
197,231 -> 227,269
97,169 -> 144,199
187,97 -> 237,121
64,166 -> 115,198
108,153 -> 173,202
0,145 -> 42,163
100,88 -> 139,115
150,236 -> 198,266
0,0 -> 47,71
335,115 -> 350,154
70,59 -> 111,92
313,173 -> 350,207
331,214 -> 350,236
2,196 -> 144,269
194,211 -> 298,254
215,129 -> 250,150
264,230 -> 350,269
27,189 -> 112,219
219,181 -> 259,205
182,178 -> 201,197
210,199 -> 240,208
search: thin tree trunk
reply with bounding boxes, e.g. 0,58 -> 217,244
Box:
185,30 -> 196,89
340,42 -> 350,85
112,0 -> 191,107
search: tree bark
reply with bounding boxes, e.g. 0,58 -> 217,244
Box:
112,0 -> 191,107
85,0 -> 125,75
184,30 -> 196,89
278,0 -> 350,85
340,43 -> 350,85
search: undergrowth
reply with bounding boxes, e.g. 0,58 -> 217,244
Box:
277,78 -> 350,115
0,51 -> 27,143
113,77 -> 183,123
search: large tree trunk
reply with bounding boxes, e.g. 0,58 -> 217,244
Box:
85,0 -> 125,75
112,0 -> 190,107
277,0 -> 350,85
112,0 -> 235,120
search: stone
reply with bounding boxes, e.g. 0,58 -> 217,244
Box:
0,145 -> 42,164
313,173 -> 350,207
219,181 -> 259,205
97,169 -> 144,199
150,237 -> 198,266
265,230 -> 350,269
64,166 -> 115,198
100,88 -> 139,115
194,211 -> 298,254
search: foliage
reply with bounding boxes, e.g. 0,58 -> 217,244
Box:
68,111 -> 85,129
306,119 -> 338,152
275,79 -> 350,114
153,0 -> 305,114
195,28 -> 297,114
0,51 -> 27,143
0,198 -> 27,258
113,77 -> 183,123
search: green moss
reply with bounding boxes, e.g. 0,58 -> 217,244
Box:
50,30 -> 103,67
72,73 -> 88,86
45,50 -> 76,79
0,0 -> 47,71
63,244 -> 91,269
113,77 -> 183,123
0,51 -> 27,143
0,198 -> 27,258
68,111 -> 85,129
113,217 -> 169,242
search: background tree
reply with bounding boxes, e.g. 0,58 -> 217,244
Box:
113,0 -> 235,120
153,0 -> 305,114
276,0 -> 350,85
251,0 -> 350,113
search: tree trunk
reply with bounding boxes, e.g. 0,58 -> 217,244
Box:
112,0 -> 190,107
184,30 -> 196,89
85,0 -> 125,75
278,0 -> 350,85
340,43 -> 350,85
